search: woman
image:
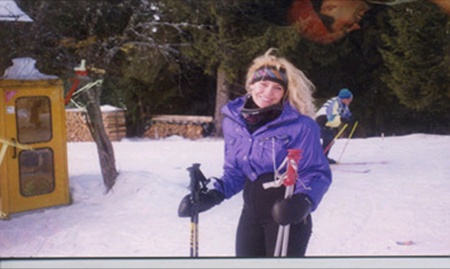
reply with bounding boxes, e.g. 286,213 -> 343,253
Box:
178,48 -> 332,257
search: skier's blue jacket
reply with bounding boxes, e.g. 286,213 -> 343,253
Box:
213,96 -> 332,211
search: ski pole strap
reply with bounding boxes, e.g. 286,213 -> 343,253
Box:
263,149 -> 302,189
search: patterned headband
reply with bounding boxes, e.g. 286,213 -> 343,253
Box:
250,65 -> 288,90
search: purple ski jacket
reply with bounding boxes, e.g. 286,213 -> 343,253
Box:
213,95 -> 332,211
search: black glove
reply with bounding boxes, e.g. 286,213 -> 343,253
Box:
272,193 -> 313,226
178,189 -> 225,217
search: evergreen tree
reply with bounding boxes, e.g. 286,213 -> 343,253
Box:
165,0 -> 301,136
8,0 -> 142,192
378,1 -> 449,113
4,0 -> 449,140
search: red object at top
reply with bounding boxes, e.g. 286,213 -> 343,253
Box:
287,0 -> 344,44
75,69 -> 88,77
64,60 -> 88,105
284,149 -> 302,186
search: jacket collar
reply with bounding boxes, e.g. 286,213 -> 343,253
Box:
222,95 -> 301,135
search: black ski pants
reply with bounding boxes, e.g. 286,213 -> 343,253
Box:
235,173 -> 312,257
316,115 -> 337,157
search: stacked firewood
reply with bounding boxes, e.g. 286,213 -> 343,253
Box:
102,110 -> 126,141
65,108 -> 126,142
65,109 -> 91,142
143,115 -> 213,140
66,110 -> 213,141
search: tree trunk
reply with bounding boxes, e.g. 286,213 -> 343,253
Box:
213,68 -> 230,137
83,85 -> 119,192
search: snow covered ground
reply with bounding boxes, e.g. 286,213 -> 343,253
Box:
0,0 -> 33,22
1,133 -> 449,268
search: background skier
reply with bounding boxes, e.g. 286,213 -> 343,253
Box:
316,88 -> 353,164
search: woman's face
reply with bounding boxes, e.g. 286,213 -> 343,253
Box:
250,80 -> 285,108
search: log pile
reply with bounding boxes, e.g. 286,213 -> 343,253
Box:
66,109 -> 213,141
143,115 -> 213,140
65,107 -> 126,142
65,108 -> 90,142
102,109 -> 126,141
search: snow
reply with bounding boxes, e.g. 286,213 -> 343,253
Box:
1,58 -> 58,80
1,133 -> 449,268
0,0 -> 32,22
100,105 -> 123,112
66,105 -> 123,113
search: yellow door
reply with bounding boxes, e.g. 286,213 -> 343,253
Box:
1,79 -> 69,217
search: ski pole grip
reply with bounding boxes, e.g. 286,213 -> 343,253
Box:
284,149 -> 302,186
187,163 -> 201,194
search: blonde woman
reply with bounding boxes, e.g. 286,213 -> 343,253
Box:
179,48 -> 331,257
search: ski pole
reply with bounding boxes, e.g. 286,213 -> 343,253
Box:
337,121 -> 358,163
274,149 -> 302,257
323,123 -> 348,155
186,163 -> 210,257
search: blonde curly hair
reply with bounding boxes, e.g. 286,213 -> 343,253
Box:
245,48 -> 316,119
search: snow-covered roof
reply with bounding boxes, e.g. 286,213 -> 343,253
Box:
0,0 -> 33,22
1,57 -> 58,80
